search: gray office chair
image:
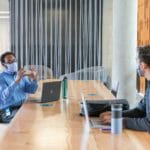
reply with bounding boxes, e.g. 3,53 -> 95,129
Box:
103,75 -> 111,89
60,66 -> 106,81
111,81 -> 119,97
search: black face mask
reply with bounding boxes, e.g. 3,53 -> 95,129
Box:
137,66 -> 144,77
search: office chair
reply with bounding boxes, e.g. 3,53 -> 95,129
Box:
111,81 -> 119,97
60,66 -> 106,81
103,76 -> 110,89
24,65 -> 53,81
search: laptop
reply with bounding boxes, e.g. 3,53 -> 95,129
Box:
33,81 -> 61,103
81,93 -> 111,129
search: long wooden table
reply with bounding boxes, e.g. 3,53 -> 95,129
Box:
0,80 -> 150,150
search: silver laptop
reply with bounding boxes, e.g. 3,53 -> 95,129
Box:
81,93 -> 111,129
34,81 -> 61,103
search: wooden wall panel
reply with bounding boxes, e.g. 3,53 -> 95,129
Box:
138,0 -> 150,45
137,0 -> 149,94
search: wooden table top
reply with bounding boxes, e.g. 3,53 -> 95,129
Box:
0,80 -> 150,150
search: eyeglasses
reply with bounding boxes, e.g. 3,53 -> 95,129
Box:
5,59 -> 17,64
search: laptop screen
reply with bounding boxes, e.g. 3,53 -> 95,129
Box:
41,81 -> 61,102
81,93 -> 90,123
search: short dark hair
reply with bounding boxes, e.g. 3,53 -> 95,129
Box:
0,52 -> 16,64
137,45 -> 150,66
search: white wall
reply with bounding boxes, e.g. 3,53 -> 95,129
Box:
0,0 -> 10,70
0,19 -> 10,51
0,0 -> 9,11
102,0 -> 113,88
102,0 -> 137,106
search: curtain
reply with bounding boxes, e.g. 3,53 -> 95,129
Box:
10,0 -> 102,78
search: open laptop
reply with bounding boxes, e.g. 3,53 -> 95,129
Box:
33,81 -> 61,103
81,93 -> 111,129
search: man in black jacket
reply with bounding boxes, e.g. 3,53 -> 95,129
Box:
99,45 -> 150,131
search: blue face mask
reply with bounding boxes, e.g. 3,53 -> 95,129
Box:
137,66 -> 144,77
5,62 -> 18,73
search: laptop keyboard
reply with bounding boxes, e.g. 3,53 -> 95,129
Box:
90,118 -> 111,129
90,118 -> 102,126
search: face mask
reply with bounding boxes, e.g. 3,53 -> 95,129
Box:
137,66 -> 144,77
5,62 -> 18,73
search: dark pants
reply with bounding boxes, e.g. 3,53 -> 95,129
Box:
0,103 -> 22,123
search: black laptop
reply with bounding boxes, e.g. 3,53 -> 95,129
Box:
34,81 -> 61,103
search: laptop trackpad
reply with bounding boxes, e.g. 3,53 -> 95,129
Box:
90,118 -> 111,129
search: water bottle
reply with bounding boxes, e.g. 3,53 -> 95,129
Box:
111,104 -> 122,134
62,76 -> 68,99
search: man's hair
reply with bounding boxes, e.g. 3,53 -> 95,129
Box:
137,45 -> 150,66
0,52 -> 15,64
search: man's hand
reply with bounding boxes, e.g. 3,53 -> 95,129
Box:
30,70 -> 37,80
24,65 -> 37,80
99,111 -> 111,125
15,68 -> 25,83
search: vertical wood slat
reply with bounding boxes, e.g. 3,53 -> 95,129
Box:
138,0 -> 149,93
138,0 -> 150,45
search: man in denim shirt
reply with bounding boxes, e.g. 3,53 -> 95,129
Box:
99,45 -> 150,131
0,52 -> 38,123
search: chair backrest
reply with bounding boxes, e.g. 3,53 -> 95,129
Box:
24,65 -> 53,81
59,66 -> 107,81
111,81 -> 119,97
103,75 -> 110,89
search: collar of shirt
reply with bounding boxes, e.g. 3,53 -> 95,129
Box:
4,70 -> 17,76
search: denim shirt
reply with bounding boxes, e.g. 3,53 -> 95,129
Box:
0,72 -> 38,109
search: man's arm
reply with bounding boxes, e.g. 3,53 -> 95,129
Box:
24,77 -> 38,93
0,79 -> 18,102
23,68 -> 38,93
0,68 -> 30,102
123,95 -> 146,118
124,115 -> 150,131
123,108 -> 146,118
123,96 -> 148,131
99,98 -> 147,129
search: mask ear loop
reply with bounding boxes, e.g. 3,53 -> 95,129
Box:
2,63 -> 7,69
